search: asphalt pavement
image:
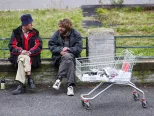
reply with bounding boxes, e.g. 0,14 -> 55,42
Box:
0,84 -> 154,116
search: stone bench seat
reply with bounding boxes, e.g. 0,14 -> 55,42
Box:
1,59 -> 154,85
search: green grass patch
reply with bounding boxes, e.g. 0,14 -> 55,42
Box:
96,7 -> 154,35
0,8 -> 84,38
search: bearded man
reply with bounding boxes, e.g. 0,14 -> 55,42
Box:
48,19 -> 82,96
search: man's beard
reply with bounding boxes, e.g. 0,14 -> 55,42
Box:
59,29 -> 68,36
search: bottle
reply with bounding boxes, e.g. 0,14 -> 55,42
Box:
1,78 -> 5,90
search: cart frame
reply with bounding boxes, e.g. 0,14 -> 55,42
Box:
75,50 -> 148,109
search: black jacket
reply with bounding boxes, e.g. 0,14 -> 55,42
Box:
48,28 -> 82,66
8,26 -> 43,68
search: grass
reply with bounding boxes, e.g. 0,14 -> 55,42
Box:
0,8 -> 84,37
0,8 -> 87,58
96,7 -> 154,56
96,7 -> 154,35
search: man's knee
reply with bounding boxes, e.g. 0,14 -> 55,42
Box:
18,55 -> 30,62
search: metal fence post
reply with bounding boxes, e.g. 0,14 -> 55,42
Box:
85,37 -> 89,57
114,36 -> 116,57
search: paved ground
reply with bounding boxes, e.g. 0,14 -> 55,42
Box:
0,84 -> 154,116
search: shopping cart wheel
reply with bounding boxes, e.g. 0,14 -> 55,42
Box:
81,100 -> 85,107
81,100 -> 91,110
84,102 -> 91,110
133,93 -> 140,101
141,101 -> 148,108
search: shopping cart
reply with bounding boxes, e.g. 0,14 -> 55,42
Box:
76,49 -> 148,110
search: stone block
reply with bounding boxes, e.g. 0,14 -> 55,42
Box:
88,28 -> 115,56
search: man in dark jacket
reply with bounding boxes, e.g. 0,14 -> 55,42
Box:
8,14 -> 42,95
48,19 -> 82,96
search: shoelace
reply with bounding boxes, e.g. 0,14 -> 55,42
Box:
68,86 -> 73,90
55,82 -> 60,86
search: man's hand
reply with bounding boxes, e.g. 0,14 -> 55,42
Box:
25,51 -> 31,56
62,47 -> 69,52
21,50 -> 27,55
60,51 -> 66,56
21,50 -> 31,56
60,47 -> 70,56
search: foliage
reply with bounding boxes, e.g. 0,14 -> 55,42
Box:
96,7 -> 154,35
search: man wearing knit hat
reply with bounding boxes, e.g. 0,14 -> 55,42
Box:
8,14 -> 42,95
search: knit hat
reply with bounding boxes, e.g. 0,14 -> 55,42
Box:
20,14 -> 33,26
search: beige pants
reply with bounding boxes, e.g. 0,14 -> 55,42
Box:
15,55 -> 31,84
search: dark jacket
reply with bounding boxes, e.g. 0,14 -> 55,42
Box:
8,26 -> 43,68
48,28 -> 82,66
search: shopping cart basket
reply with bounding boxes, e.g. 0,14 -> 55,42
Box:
76,49 -> 148,109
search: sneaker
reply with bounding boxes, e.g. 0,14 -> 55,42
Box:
67,86 -> 74,96
52,79 -> 61,90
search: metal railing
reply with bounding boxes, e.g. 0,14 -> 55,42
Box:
1,35 -> 154,61
115,36 -> 154,59
0,37 -> 88,61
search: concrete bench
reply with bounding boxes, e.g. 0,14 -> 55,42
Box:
1,58 -> 154,85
